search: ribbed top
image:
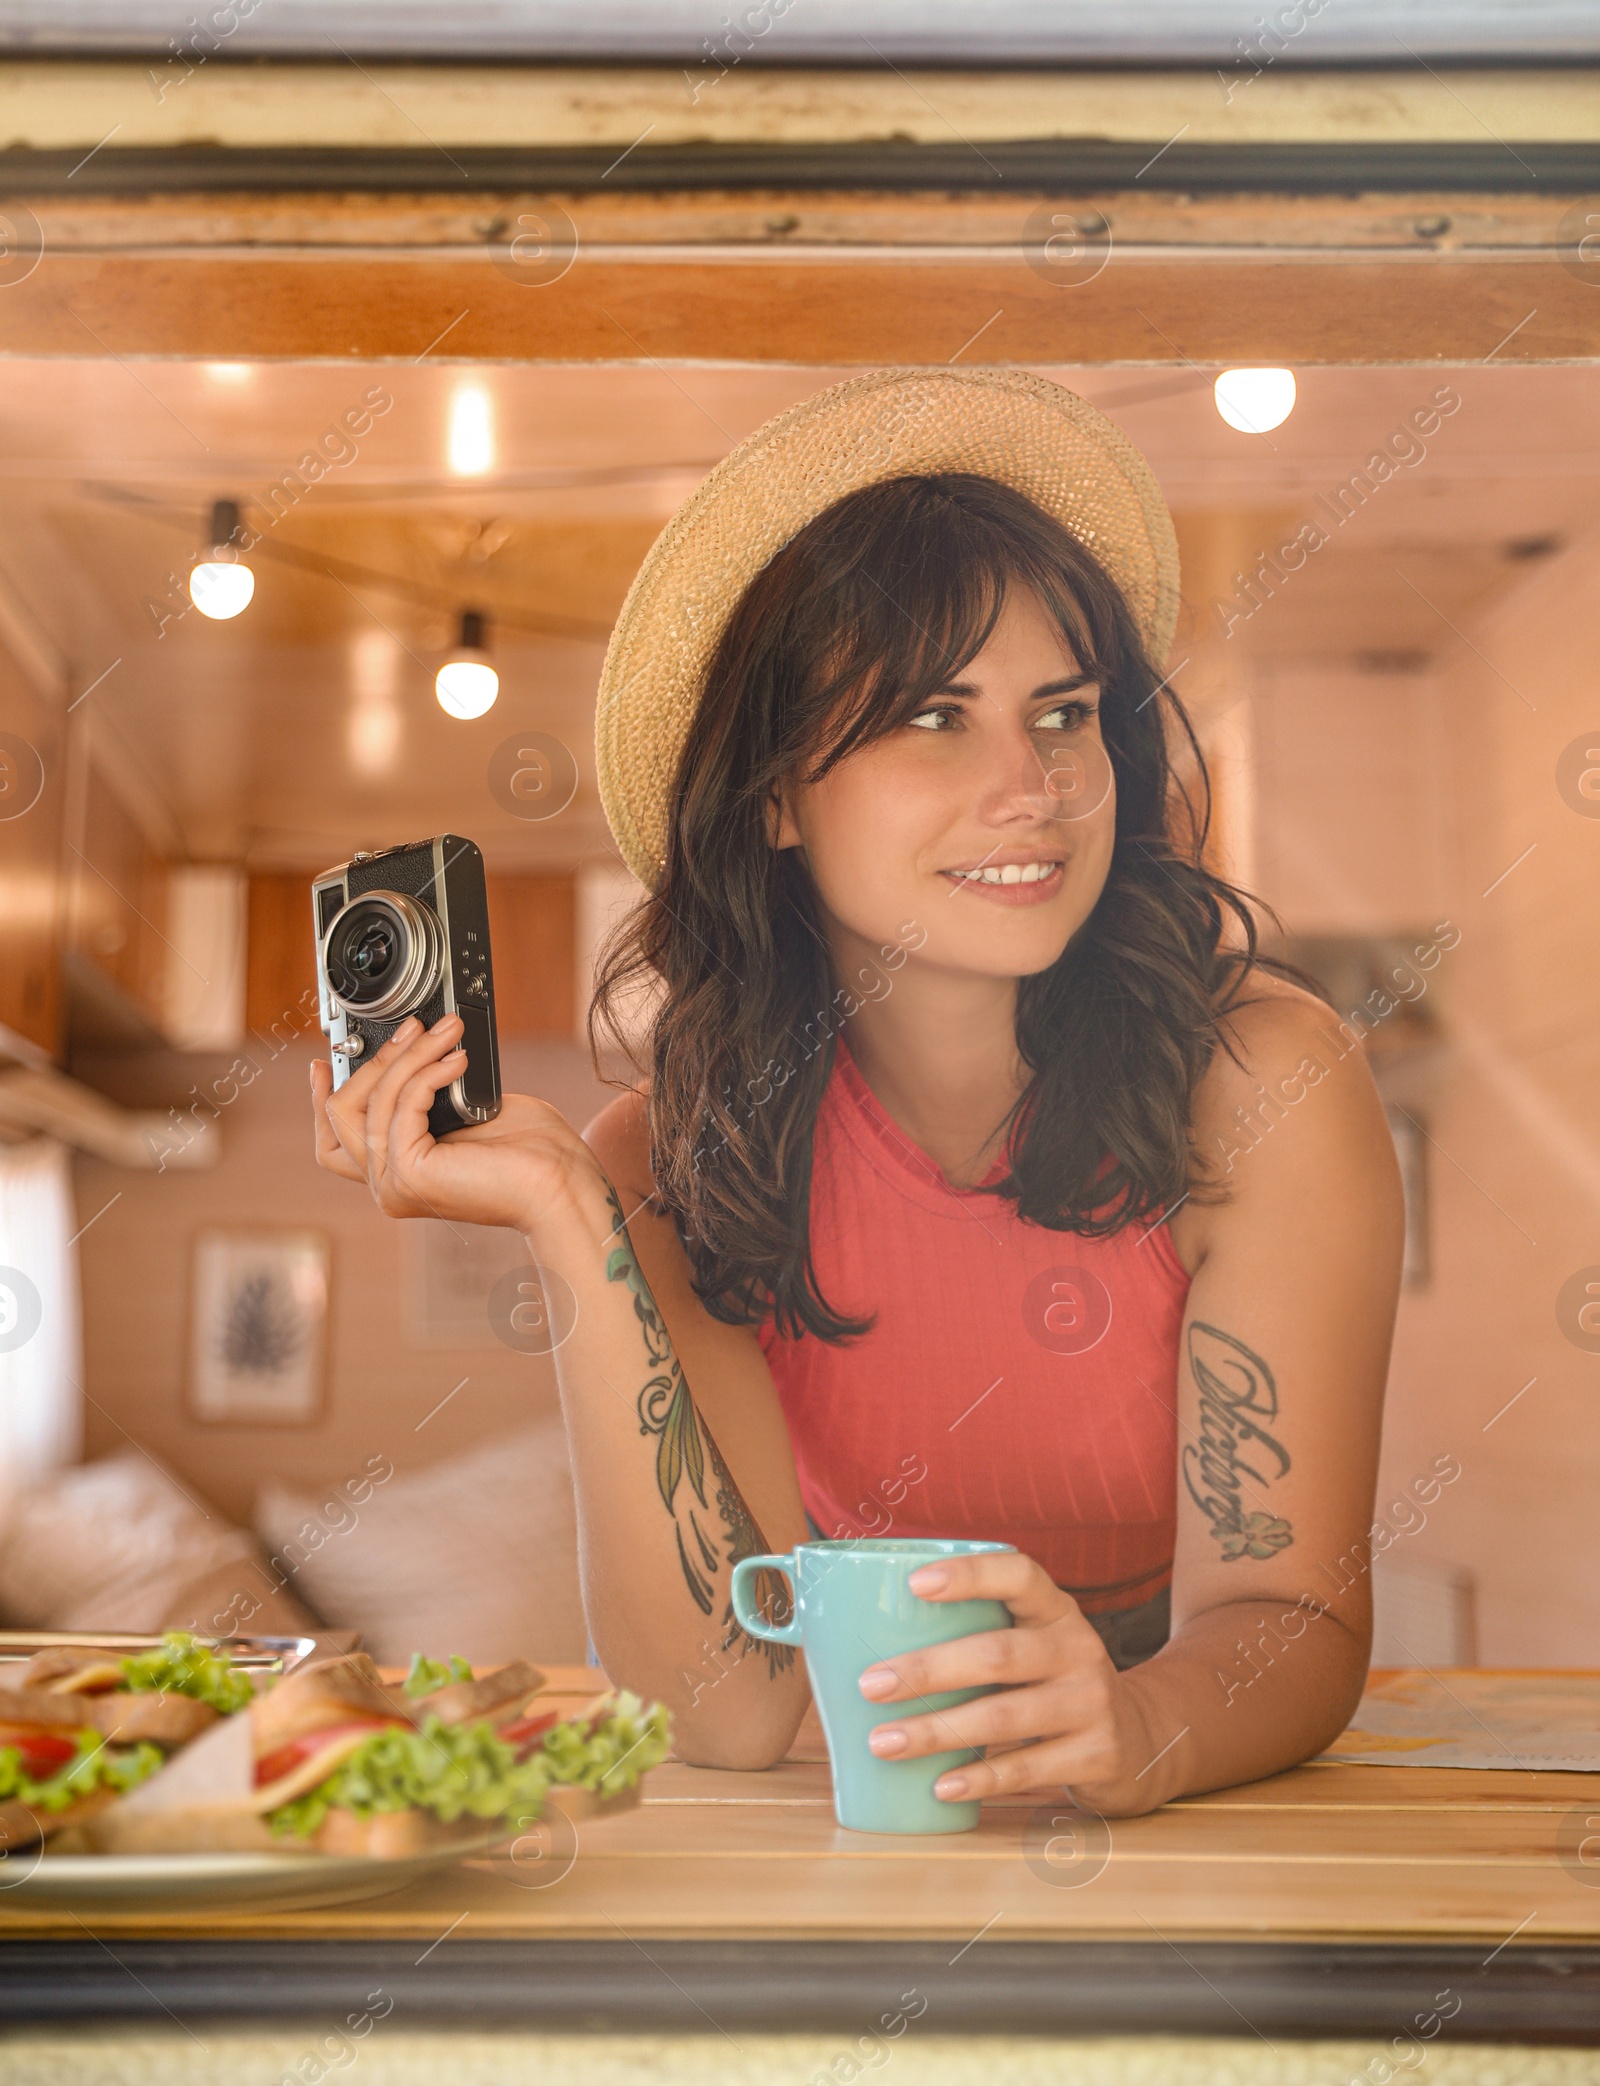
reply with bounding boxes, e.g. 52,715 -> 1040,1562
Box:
759,1041 -> 1189,1611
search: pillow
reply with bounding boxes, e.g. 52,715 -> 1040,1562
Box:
254,1410 -> 590,1669
0,1451 -> 314,1637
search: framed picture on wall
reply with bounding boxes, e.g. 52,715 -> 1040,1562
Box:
188,1228 -> 331,1426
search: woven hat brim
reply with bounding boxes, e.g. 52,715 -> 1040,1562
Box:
595,366 -> 1180,889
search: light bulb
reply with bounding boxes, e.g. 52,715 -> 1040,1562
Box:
435,658 -> 499,718
190,497 -> 255,619
349,693 -> 401,775
351,627 -> 399,704
1214,367 -> 1297,434
349,632 -> 402,773
349,695 -> 401,774
435,608 -> 498,718
189,558 -> 255,619
448,385 -> 494,477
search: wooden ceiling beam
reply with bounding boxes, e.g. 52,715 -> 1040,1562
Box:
0,241 -> 1593,365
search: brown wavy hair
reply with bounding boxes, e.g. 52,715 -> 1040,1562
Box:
592,471 -> 1278,1343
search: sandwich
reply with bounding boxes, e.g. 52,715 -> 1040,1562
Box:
259,1652 -> 672,1856
0,1632 -> 254,1853
21,1630 -> 254,1739
90,1651 -> 671,1859
0,1685 -> 164,1854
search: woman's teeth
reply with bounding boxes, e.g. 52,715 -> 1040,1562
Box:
950,861 -> 1060,886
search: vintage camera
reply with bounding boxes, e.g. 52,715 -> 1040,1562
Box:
313,835 -> 501,1138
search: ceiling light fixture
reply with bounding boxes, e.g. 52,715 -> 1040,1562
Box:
349,629 -> 402,778
1213,367 -> 1297,435
435,609 -> 499,719
448,384 -> 495,477
188,497 -> 256,620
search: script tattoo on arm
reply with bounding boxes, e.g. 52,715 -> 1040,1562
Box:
1181,1320 -> 1295,1562
602,1187 -> 794,1677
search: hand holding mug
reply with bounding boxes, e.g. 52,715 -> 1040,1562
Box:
732,1537 -> 1015,1835
858,1548 -> 1161,1816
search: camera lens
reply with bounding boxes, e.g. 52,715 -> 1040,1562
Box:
348,918 -> 396,984
323,891 -> 442,1019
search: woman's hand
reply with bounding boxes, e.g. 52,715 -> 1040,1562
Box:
856,1551 -> 1172,1818
310,1012 -> 601,1239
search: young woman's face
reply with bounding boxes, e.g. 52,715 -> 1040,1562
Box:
774,583 -> 1117,980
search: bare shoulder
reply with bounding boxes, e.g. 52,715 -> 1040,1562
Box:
579,1084 -> 706,1310
1201,968 -> 1357,1121
1185,962 -> 1403,1234
582,1088 -> 655,1206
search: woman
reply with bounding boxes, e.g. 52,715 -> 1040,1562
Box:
313,369 -> 1403,1818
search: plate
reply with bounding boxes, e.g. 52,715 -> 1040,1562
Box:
0,1843 -> 486,1912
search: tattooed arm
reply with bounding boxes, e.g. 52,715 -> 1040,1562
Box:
1180,1321 -> 1294,1564
310,1016 -> 811,1768
601,1180 -> 796,1678
1102,979 -> 1405,1806
548,1094 -> 812,1763
1119,976 -> 1406,1800
856,979 -> 1403,1816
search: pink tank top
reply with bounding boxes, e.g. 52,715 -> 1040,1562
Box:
757,1041 -> 1191,1614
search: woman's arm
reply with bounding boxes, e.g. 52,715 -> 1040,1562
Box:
565,1090 -> 813,1762
311,1014 -> 812,1767
851,981 -> 1404,1815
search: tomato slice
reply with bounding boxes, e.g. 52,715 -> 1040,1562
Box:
0,1726 -> 81,1780
497,1707 -> 560,1756
253,1717 -> 409,1790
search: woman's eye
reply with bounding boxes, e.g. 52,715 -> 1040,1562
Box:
907,706 -> 958,732
1036,700 -> 1096,732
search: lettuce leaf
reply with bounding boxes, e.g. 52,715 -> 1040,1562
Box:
267,1714 -> 551,1841
403,1653 -> 473,1699
0,1734 -> 165,1814
119,1631 -> 254,1714
539,1692 -> 673,1796
267,1691 -> 672,1840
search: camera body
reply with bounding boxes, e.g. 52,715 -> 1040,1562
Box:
313,835 -> 501,1139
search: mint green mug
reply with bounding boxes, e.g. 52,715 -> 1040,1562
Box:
730,1537 -> 1015,1835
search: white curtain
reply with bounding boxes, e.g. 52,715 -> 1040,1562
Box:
0,1138 -> 82,1485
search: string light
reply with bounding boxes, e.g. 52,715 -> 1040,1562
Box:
349,629 -> 402,777
189,498 -> 255,620
1213,368 -> 1297,435
448,385 -> 494,477
435,609 -> 499,718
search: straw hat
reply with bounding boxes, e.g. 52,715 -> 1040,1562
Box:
594,365 -> 1180,889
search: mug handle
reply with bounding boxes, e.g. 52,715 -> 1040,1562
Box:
729,1553 -> 802,1647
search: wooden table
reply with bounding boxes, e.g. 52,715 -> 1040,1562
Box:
4,1668 -> 1600,2043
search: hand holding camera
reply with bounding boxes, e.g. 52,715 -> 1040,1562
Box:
309,835 -> 605,1242
313,834 -> 501,1138
311,1014 -> 593,1238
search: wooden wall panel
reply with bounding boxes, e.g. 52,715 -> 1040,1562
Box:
486,872 -> 576,1039
246,872 -> 320,1040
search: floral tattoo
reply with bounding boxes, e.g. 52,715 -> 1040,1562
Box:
1181,1321 -> 1295,1562
603,1187 -> 793,1675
